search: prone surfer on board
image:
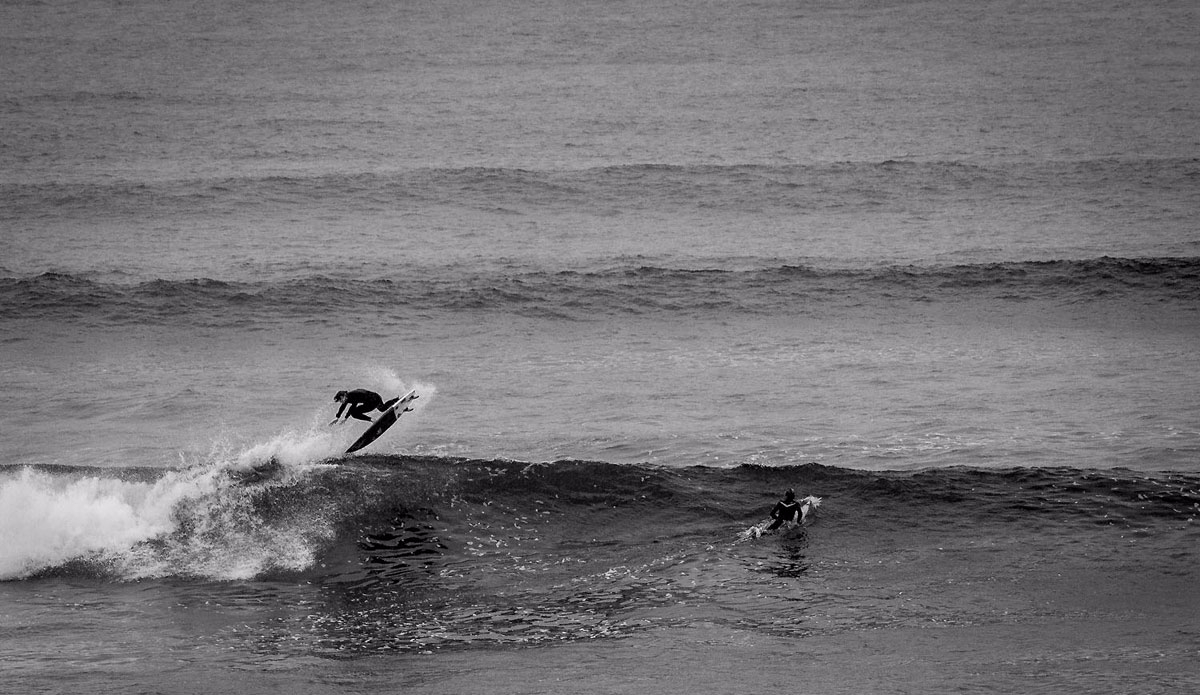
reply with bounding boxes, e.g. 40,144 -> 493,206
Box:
766,488 -> 807,530
331,389 -> 401,424
737,488 -> 822,542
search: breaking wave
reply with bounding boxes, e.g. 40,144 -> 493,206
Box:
3,455 -> 1197,583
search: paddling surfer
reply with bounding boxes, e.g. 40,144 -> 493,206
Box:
739,488 -> 821,541
766,488 -> 806,530
331,389 -> 399,424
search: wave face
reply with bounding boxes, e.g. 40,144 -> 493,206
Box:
4,457 -> 1197,653
3,256 -> 1197,326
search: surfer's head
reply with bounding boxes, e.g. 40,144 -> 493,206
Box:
334,390 -> 348,402
785,488 -> 795,501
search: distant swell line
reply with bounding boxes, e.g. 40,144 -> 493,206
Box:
3,157 -> 1197,213
2,257 -> 1198,325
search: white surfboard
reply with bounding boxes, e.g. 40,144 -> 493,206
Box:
345,389 -> 418,454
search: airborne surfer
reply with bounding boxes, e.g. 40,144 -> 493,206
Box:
331,389 -> 400,424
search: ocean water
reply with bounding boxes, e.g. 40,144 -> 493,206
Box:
2,0 -> 1199,692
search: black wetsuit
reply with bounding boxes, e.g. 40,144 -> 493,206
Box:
335,389 -> 398,422
767,499 -> 803,530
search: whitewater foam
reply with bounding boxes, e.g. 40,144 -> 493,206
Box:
0,379 -> 439,582
0,434 -> 340,581
0,466 -> 203,579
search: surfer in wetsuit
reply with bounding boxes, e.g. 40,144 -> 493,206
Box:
331,389 -> 399,424
766,488 -> 805,530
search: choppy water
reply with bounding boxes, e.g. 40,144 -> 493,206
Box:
2,0 -> 1199,692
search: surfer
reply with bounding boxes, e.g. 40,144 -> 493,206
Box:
331,389 -> 399,424
766,489 -> 805,530
739,489 -> 821,541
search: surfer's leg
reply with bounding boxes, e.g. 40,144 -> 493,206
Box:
380,397 -> 400,410
348,406 -> 373,421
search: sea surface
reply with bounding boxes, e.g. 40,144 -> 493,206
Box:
2,0 -> 1199,692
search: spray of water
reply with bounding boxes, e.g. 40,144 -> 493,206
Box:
0,374 -> 435,581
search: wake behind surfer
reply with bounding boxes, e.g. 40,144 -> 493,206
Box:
331,389 -> 399,424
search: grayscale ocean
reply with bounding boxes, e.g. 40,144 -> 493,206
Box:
2,0 -> 1199,692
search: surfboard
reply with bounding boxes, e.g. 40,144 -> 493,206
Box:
345,390 -> 419,454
